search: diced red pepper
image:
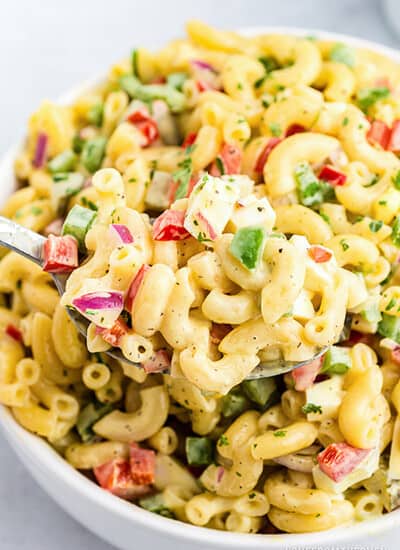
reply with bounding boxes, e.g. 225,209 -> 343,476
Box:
391,346 -> 400,366
196,79 -> 214,92
5,324 -> 23,343
285,124 -> 305,137
150,76 -> 167,84
42,234 -> 79,273
317,442 -> 371,482
125,264 -> 150,312
210,323 -> 232,345
129,443 -> 156,484
388,120 -> 400,153
141,349 -> 171,373
375,77 -> 392,91
96,318 -> 129,346
367,120 -> 391,149
308,246 -> 333,263
168,175 -> 198,205
94,458 -> 150,500
152,209 -> 191,241
319,165 -> 347,186
254,138 -> 282,174
181,132 -> 197,149
292,356 -> 323,391
210,143 -> 242,176
127,110 -> 159,147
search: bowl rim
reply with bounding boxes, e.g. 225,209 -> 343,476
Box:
1,24 -> 400,548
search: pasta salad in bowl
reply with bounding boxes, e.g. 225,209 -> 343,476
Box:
0,21 -> 400,548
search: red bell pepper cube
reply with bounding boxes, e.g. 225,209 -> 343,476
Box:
94,458 -> 151,500
319,165 -> 347,186
210,143 -> 242,176
125,264 -> 150,312
42,234 -> 79,273
5,324 -> 23,343
181,132 -> 197,149
96,318 -> 129,347
388,120 -> 400,153
308,246 -> 333,263
152,209 -> 191,241
127,110 -> 159,147
367,120 -> 391,149
317,442 -> 371,482
141,349 -> 171,373
129,443 -> 156,485
292,356 -> 323,391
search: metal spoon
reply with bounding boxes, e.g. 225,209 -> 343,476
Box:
0,216 -> 327,379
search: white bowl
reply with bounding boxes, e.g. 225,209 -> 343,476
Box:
1,26 -> 400,550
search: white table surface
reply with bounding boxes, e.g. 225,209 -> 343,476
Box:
0,0 -> 399,548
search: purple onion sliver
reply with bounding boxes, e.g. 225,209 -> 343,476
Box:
191,59 -> 216,73
110,224 -> 134,244
33,132 -> 48,168
216,466 -> 225,483
72,291 -> 124,313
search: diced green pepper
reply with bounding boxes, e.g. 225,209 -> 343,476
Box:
185,437 -> 214,466
295,162 -> 335,207
230,226 -> 267,270
378,313 -> 400,343
392,216 -> 400,247
221,390 -> 250,418
167,72 -> 188,91
321,346 -> 351,375
52,172 -> 85,214
242,378 -> 277,408
62,204 -> 97,250
361,303 -> 382,324
81,136 -> 107,173
77,401 -> 113,442
139,494 -> 174,518
87,103 -> 104,128
329,43 -> 356,68
47,150 -> 77,174
72,134 -> 85,154
356,87 -> 390,113
119,74 -> 186,113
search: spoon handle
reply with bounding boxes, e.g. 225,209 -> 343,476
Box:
0,216 -> 45,266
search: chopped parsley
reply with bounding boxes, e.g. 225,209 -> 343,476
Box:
392,216 -> 400,247
258,56 -> 279,73
369,220 -> 383,233
218,434 -> 229,447
80,196 -> 98,211
386,298 -> 397,311
392,170 -> 400,190
31,206 -> 42,215
273,430 -> 287,437
340,238 -> 349,251
363,174 -> 379,188
215,156 -> 225,175
237,82 -> 243,90
342,116 -> 349,126
171,156 -> 193,201
356,87 -> 390,113
302,403 -> 323,414
319,212 -> 331,225
197,232 -> 212,243
268,122 -> 282,137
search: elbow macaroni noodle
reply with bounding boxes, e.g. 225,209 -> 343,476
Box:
1,21 -> 400,535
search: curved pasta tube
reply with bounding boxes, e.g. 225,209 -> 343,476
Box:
325,234 -> 380,269
264,471 -> 333,514
179,346 -> 259,395
0,338 -> 24,384
201,289 -> 258,324
92,168 -> 126,223
264,133 -> 340,197
93,385 -> 169,442
274,204 -> 333,244
261,238 -> 306,324
0,252 -> 48,293
21,280 -> 59,316
258,35 -> 322,92
166,376 -> 217,413
186,20 -> 250,54
1,187 -> 37,218
32,378 -> 79,421
111,207 -> 153,264
313,61 -> 356,102
339,361 -> 383,448
31,312 -> 81,385
191,125 -> 222,171
260,86 -> 323,136
160,267 -> 210,350
251,421 -> 318,460
268,500 -> 354,533
132,264 -> 175,337
188,251 -> 237,293
65,441 -> 129,469
102,90 -> 129,136
121,157 -> 149,212
51,304 -> 88,368
337,105 -> 400,173
154,454 -> 200,493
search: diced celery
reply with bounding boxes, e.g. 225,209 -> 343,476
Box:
378,313 -> 400,343
167,72 -> 188,91
119,74 -> 186,113
139,494 -> 174,518
242,378 -> 277,408
329,43 -> 356,67
392,216 -> 400,247
356,87 -> 390,113
321,346 -> 351,375
230,226 -> 266,270
81,136 -> 107,173
119,74 -> 142,96
87,103 -> 104,127
361,303 -> 382,324
48,150 -> 77,174
221,391 -> 249,418
52,172 -> 85,214
185,437 -> 214,465
295,162 -> 335,207
77,401 -> 113,442
62,204 -> 97,250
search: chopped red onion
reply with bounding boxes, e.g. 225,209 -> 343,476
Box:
83,177 -> 93,189
33,132 -> 48,168
43,218 -> 64,237
142,349 -> 171,373
110,224 -> 134,245
216,466 -> 225,483
191,59 -> 216,73
72,291 -> 124,327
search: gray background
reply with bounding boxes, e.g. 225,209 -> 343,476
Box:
0,0 -> 398,548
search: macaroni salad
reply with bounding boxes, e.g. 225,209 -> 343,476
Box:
1,21 -> 400,534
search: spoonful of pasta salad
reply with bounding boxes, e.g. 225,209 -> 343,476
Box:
0,165 -> 362,392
